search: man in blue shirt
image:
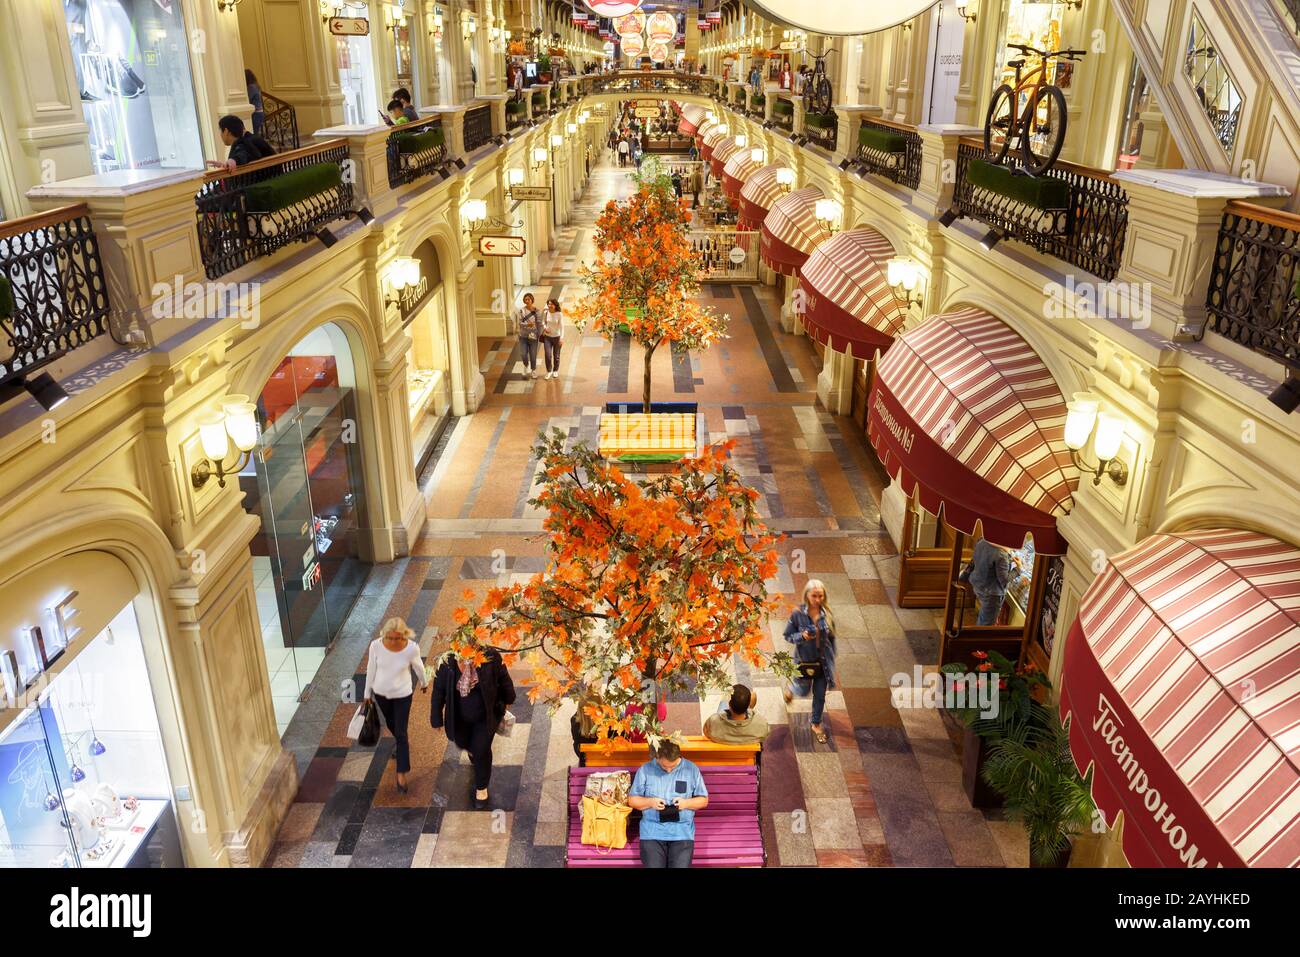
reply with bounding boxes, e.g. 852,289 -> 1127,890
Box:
628,739 -> 709,868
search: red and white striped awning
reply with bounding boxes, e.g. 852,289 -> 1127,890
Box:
760,186 -> 829,277
701,124 -> 730,151
722,151 -> 763,203
799,227 -> 907,360
710,137 -> 743,177
738,164 -> 787,230
677,104 -> 707,136
866,306 -> 1077,553
1060,528 -> 1300,868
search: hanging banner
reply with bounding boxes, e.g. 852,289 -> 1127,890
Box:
745,0 -> 934,35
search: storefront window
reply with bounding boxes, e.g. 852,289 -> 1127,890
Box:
335,3 -> 379,125
239,323 -> 371,736
401,242 -> 451,469
995,0 -> 1071,89
63,0 -> 204,174
0,603 -> 182,868
1115,58 -> 1152,170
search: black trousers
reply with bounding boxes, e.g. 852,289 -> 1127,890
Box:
373,693 -> 413,773
454,690 -> 494,790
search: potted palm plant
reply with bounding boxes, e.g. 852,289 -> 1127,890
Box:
980,707 -> 1096,867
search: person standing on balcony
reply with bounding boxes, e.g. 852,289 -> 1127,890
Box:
246,69 -> 265,136
208,115 -> 275,171
392,88 -> 420,122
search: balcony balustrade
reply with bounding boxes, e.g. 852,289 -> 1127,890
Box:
854,117 -> 921,190
261,93 -> 300,153
386,117 -> 449,188
464,104 -> 494,152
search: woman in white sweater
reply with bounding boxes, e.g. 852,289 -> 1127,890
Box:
364,617 -> 428,792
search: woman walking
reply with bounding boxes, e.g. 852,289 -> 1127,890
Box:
541,298 -> 564,379
513,292 -> 542,378
364,617 -> 428,793
782,580 -> 837,745
429,647 -> 516,809
246,69 -> 265,135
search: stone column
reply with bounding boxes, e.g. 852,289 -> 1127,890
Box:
313,123 -> 399,219
833,104 -> 883,167
816,343 -> 853,415
419,103 -> 469,160
914,123 -> 982,218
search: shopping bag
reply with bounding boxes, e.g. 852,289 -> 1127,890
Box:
346,705 -> 367,741
579,796 -> 631,852
497,708 -> 516,738
357,698 -> 381,747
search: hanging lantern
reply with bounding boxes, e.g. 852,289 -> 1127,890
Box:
646,10 -> 675,42
614,10 -> 646,36
621,32 -> 644,58
648,39 -> 670,63
584,0 -> 642,17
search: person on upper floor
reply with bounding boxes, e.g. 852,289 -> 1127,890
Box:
208,115 -> 275,171
392,88 -> 420,122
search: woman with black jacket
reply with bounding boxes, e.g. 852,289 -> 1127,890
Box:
429,648 -> 515,809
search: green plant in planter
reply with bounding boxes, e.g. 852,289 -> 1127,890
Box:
941,649 -> 1047,739
981,710 -> 1095,867
773,99 -> 794,116
803,112 -> 836,130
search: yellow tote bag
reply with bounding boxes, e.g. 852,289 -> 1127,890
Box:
579,796 -> 632,852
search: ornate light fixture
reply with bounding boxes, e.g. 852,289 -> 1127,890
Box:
956,1 -> 978,22
319,0 -> 344,23
191,396 -> 259,490
217,0 -> 243,11
531,146 -> 549,170
750,147 -> 767,164
814,197 -> 842,234
775,167 -> 795,193
384,256 -> 421,306
1064,393 -> 1129,486
885,256 -> 924,309
460,198 -> 489,232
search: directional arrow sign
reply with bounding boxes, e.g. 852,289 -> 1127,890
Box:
479,235 -> 527,257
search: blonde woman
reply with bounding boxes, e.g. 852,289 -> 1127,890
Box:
364,617 -> 428,792
782,580 -> 837,745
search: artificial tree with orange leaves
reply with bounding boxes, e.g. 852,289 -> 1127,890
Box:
571,167 -> 727,414
445,429 -> 794,744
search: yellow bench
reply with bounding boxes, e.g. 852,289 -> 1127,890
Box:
581,734 -> 761,767
597,412 -> 697,459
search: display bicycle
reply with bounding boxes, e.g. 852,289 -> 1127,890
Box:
983,43 -> 1086,176
804,48 -> 836,117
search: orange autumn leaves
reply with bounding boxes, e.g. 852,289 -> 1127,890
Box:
446,430 -> 793,743
570,172 -> 728,411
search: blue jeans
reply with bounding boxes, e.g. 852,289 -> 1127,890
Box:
542,335 -> 561,372
975,590 -> 1005,626
640,839 -> 694,868
519,337 -> 538,371
790,672 -> 828,725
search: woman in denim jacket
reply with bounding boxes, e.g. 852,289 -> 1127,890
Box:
783,579 -> 837,745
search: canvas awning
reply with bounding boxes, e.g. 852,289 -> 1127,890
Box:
710,137 -> 743,177
866,306 -> 1077,553
1060,528 -> 1300,868
799,227 -> 907,359
722,151 -> 763,203
737,164 -> 788,231
677,104 -> 707,136
759,186 -> 829,277
700,122 -> 729,162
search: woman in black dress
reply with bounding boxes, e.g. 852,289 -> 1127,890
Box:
429,649 -> 516,809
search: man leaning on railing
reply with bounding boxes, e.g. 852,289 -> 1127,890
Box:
207,115 -> 276,172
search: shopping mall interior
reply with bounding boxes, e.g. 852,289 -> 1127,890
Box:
0,0 -> 1297,881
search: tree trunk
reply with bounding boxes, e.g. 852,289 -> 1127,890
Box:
642,343 -> 656,414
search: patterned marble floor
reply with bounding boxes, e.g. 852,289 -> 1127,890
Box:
267,160 -> 1029,868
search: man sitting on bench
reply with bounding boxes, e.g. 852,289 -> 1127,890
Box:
703,684 -> 771,745
627,739 -> 709,868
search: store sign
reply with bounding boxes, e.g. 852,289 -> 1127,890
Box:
478,235 -> 527,257
1,592 -> 79,703
399,240 -> 442,327
729,246 -> 748,265
634,106 -> 660,119
329,16 -> 370,36
779,40 -> 802,51
509,185 -> 552,201
744,0 -> 932,36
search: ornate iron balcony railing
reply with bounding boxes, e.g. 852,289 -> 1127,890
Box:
195,139 -> 355,280
0,204 -> 113,391
952,140 -> 1129,281
1205,201 -> 1300,369
588,71 -> 719,97
464,104 -> 494,153
386,117 -> 449,188
855,117 -> 921,190
261,92 -> 300,153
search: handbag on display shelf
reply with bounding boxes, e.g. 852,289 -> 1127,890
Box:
579,796 -> 631,852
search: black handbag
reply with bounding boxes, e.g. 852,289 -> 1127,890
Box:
357,698 -> 381,747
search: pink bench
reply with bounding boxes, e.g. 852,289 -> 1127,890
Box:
566,764 -> 764,867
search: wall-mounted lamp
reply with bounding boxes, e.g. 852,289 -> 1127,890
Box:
384,255 -> 421,306
775,167 -> 796,193
814,198 -> 842,234
750,147 -> 767,165
191,396 -> 259,490
1064,393 -> 1129,486
566,122 -> 578,135
319,0 -> 344,23
734,133 -> 747,149
384,3 -> 408,31
461,198 -> 488,232
550,133 -> 564,153
531,146 -> 549,170
216,0 -> 243,11
508,167 -> 525,187
955,1 -> 978,22
886,257 -> 925,309
464,14 -> 476,41
430,11 -> 444,42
